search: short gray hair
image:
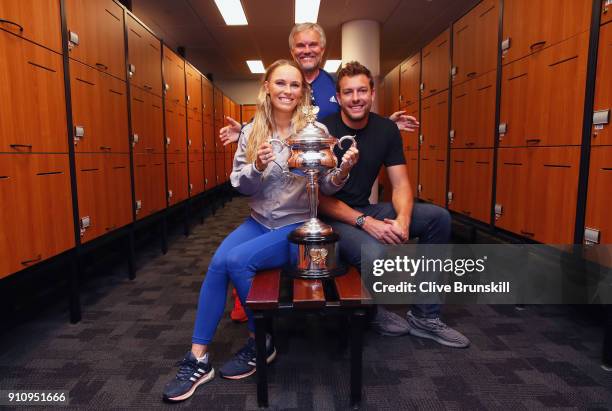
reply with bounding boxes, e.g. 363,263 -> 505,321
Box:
288,23 -> 327,49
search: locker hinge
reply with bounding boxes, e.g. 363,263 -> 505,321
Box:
131,133 -> 139,147
494,203 -> 503,220
450,66 -> 457,78
584,227 -> 600,245
498,123 -> 507,140
128,64 -> 135,78
447,191 -> 453,203
74,125 -> 85,144
166,137 -> 171,146
419,83 -> 425,92
419,134 -> 424,145
449,130 -> 455,144
79,216 -> 91,237
167,190 -> 173,199
68,31 -> 79,50
501,37 -> 511,57
417,184 -> 422,194
135,200 -> 142,214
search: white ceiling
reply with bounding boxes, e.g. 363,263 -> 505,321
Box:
132,0 -> 480,81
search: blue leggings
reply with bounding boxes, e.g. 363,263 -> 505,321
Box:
192,217 -> 300,345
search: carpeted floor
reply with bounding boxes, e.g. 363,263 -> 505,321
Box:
1,197 -> 611,410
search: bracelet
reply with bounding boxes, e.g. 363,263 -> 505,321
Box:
331,169 -> 349,186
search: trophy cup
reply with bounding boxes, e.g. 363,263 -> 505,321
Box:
271,105 -> 356,279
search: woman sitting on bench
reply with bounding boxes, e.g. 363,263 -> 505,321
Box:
163,59 -> 358,403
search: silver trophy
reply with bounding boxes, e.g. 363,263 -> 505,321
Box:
271,105 -> 356,279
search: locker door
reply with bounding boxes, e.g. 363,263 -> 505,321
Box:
384,65 -> 400,115
133,153 -> 149,219
402,101 -> 420,151
465,149 -> 493,223
527,32 -> 588,146
494,148 -> 531,236
186,64 -> 202,113
448,149 -> 469,216
134,153 -> 165,217
189,157 -> 204,196
75,154 -> 110,243
71,60 -> 129,153
127,15 -> 162,97
167,153 -> 187,205
241,105 -> 256,124
106,154 -> 132,230
204,151 -> 216,190
406,150 -> 419,198
592,22 -> 612,146
163,46 -> 185,106
419,155 -> 445,206
66,0 -> 126,80
585,146 -> 612,244
165,104 -> 187,154
451,79 -> 471,148
420,97 -> 433,154
0,154 -> 74,278
472,0 -> 499,79
225,151 -> 232,182
499,56 -> 530,147
530,146 -> 580,243
188,109 -> 203,154
422,91 -> 448,154
501,0 -> 591,65
130,87 -> 164,154
215,152 -> 225,185
452,6 -> 476,86
471,70 -> 497,148
603,1 -> 612,26
422,29 -> 450,98
0,32 -> 67,153
0,0 -> 62,53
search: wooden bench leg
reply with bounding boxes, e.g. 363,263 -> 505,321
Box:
350,309 -> 365,407
255,312 -> 269,407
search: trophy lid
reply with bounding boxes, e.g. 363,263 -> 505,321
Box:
287,105 -> 337,146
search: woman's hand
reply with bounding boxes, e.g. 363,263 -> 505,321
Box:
255,143 -> 275,172
220,116 -> 241,146
335,146 -> 359,183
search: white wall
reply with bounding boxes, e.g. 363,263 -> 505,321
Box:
216,80 -> 260,105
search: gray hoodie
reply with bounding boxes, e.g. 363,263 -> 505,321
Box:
230,122 -> 345,229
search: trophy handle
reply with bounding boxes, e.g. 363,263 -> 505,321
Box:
268,138 -> 286,151
336,135 -> 356,150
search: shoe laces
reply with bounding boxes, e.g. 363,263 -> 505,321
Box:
234,342 -> 256,364
174,357 -> 199,381
422,317 -> 448,331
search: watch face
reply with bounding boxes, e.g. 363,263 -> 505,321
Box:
356,215 -> 365,227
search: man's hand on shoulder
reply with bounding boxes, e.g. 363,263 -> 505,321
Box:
362,216 -> 404,244
389,110 -> 420,132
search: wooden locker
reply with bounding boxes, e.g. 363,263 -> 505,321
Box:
166,153 -> 188,205
75,153 -> 132,243
603,1 -> 612,26
189,157 -> 204,196
448,149 -> 493,223
70,59 -> 129,153
204,151 -> 216,190
133,153 -> 149,219
65,0 -> 126,80
452,0 -> 498,86
165,104 -> 187,154
241,104 -> 256,124
126,15 -> 162,97
223,95 -> 231,122
163,45 -> 185,106
494,148 -> 531,236
399,54 -> 420,109
215,152 -> 225,184
592,21 -> 612,146
225,151 -> 232,182
187,108 -> 203,154
130,86 -> 163,154
421,29 -> 450,98
419,155 -> 446,207
585,146 -> 612,244
499,32 -> 588,147
406,150 -> 419,198
0,154 -> 74,278
501,0 -> 591,65
451,70 -> 496,148
384,65 -> 400,116
186,63 -> 202,113
0,0 -> 62,53
401,101 -> 419,151
420,91 -> 449,155
530,146 -> 580,243
0,31 -> 67,153
133,153 -> 166,220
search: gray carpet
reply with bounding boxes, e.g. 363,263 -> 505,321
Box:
1,197 -> 611,410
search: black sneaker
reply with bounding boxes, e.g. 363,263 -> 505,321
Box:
162,351 -> 215,402
218,335 -> 276,379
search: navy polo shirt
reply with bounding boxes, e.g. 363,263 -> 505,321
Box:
310,69 -> 340,121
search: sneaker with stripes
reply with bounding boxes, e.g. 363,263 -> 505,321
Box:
219,335 -> 276,379
162,351 -> 215,402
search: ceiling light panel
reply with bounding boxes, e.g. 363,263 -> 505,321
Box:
246,60 -> 265,73
215,0 -> 248,25
295,0 -> 320,23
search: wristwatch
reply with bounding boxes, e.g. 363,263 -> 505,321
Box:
355,214 -> 367,229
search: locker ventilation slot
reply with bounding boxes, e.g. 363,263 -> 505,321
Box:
27,61 -> 56,73
36,171 -> 63,176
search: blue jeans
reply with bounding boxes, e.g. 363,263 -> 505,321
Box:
327,202 -> 451,319
192,217 -> 300,345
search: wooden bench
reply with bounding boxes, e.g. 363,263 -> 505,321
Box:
246,266 -> 372,408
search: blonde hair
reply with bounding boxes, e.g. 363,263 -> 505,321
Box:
245,60 -> 312,162
288,22 -> 327,49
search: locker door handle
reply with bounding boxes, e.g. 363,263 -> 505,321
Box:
525,139 -> 541,144
530,41 -> 546,50
465,142 -> 475,147
466,72 -> 477,78
10,144 -> 33,149
99,145 -> 112,150
430,89 -> 437,93
520,230 -> 535,237
95,62 -> 109,71
0,19 -> 24,32
145,147 -> 154,152
143,85 -> 153,90
21,254 -> 42,266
